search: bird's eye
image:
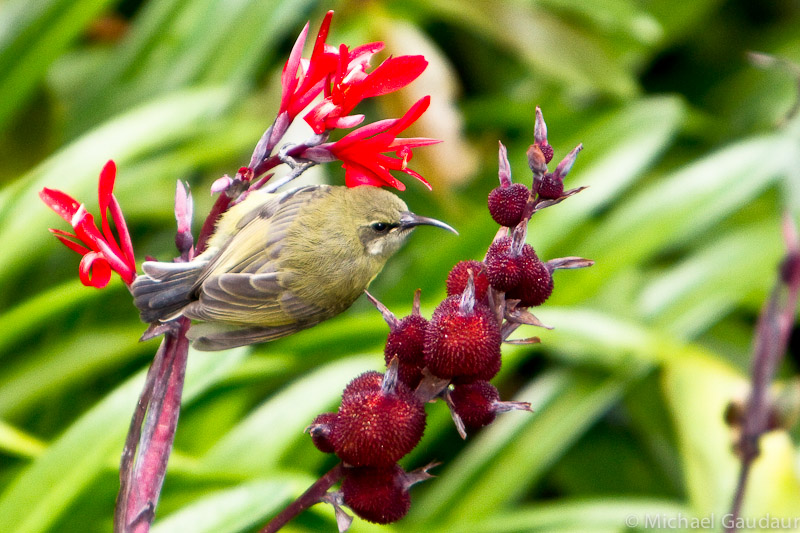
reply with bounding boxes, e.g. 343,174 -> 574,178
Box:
371,222 -> 391,233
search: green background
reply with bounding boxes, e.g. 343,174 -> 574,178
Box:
1,0 -> 800,532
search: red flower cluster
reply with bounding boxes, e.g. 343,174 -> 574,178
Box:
39,160 -> 136,288
279,11 -> 436,190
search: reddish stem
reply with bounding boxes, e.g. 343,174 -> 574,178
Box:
116,318 -> 190,532
260,464 -> 344,533
194,194 -> 231,254
725,219 -> 800,533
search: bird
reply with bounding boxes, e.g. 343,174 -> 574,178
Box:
131,184 -> 456,351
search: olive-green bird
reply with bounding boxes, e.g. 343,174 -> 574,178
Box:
131,184 -> 456,351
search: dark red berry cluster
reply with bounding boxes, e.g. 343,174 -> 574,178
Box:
302,107 -> 592,530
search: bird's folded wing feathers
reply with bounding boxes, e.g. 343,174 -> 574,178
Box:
182,271 -> 329,326
192,185 -> 329,283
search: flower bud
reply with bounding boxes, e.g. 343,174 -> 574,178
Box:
487,183 -> 529,227
341,464 -> 411,524
446,260 -> 489,301
423,295 -> 501,380
307,412 -> 337,453
331,374 -> 426,467
385,314 -> 429,389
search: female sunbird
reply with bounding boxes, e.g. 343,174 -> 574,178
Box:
132,184 -> 456,351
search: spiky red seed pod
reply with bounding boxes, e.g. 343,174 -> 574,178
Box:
538,142 -> 554,164
537,172 -> 563,199
450,380 -> 501,429
451,345 -> 501,384
423,295 -> 502,379
308,412 -> 337,453
395,361 -> 424,390
507,259 -> 553,307
341,371 -> 384,402
332,382 -> 426,467
446,260 -> 490,300
341,465 -> 410,524
384,315 -> 428,388
485,237 -> 538,292
487,183 -> 529,227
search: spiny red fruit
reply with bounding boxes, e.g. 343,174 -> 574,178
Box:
485,237 -> 538,293
538,142 -> 554,164
331,377 -> 426,467
423,295 -> 501,379
537,172 -> 563,200
341,465 -> 410,524
450,381 -> 501,430
451,344 -> 501,384
507,259 -> 553,307
488,183 -> 529,227
308,412 -> 337,453
446,260 -> 490,300
342,371 -> 384,402
385,315 -> 428,389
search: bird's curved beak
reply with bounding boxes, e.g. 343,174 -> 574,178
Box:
399,212 -> 458,235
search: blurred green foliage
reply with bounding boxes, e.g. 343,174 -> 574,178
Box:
1,0 -> 800,532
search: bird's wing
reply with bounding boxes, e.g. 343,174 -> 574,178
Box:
182,185 -> 333,326
194,185 -> 330,280
182,270 -> 330,325
187,321 -> 318,351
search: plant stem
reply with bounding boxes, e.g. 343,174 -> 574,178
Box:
725,217 -> 800,533
260,464 -> 344,533
114,318 -> 190,533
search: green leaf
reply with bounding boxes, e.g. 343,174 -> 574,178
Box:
579,133 -> 800,292
534,96 -> 685,257
419,0 -> 639,97
203,354 -> 382,474
638,221 -> 783,338
0,346 -> 247,533
150,478 -> 304,533
447,498 -> 690,533
0,280 -> 102,357
0,85 -> 235,284
662,354 -> 800,518
0,322 -> 146,418
410,365 -> 647,526
0,0 -> 115,129
0,419 -> 46,458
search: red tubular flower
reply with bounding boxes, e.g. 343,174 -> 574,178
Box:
279,11 -> 339,120
325,96 -> 439,190
39,160 -> 136,288
304,42 -> 428,133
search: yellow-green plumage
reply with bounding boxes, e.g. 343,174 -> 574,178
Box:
131,184 -> 455,351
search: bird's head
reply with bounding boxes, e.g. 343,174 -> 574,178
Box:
343,186 -> 457,259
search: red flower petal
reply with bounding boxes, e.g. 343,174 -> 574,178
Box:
49,229 -> 91,255
98,160 -> 116,214
387,96 -> 430,136
98,161 -> 127,263
279,22 -> 309,114
362,56 -> 428,99
39,188 -> 81,223
79,252 -> 112,288
348,42 -> 384,65
109,194 -> 135,268
329,114 -> 365,130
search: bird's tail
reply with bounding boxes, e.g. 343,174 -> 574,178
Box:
131,261 -> 206,323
